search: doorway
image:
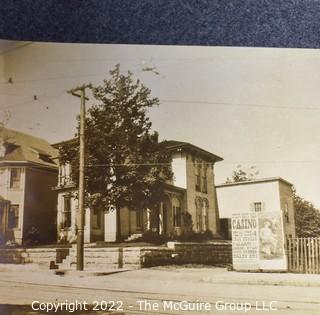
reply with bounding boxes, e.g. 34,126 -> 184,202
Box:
0,201 -> 9,244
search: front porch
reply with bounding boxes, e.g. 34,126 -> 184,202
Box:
57,186 -> 187,244
0,198 -> 21,245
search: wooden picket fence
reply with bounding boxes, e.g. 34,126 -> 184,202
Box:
287,237 -> 320,274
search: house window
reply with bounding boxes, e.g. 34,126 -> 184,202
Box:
202,199 -> 209,231
253,202 -> 262,212
93,208 -> 102,229
136,210 -> 143,228
63,195 -> 72,228
202,167 -> 208,193
172,198 -> 181,227
8,205 -> 19,229
284,203 -> 289,223
195,197 -> 202,231
10,168 -> 22,189
195,163 -> 201,192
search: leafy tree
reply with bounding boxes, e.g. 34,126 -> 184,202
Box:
293,188 -> 320,237
59,65 -> 172,220
226,165 -> 259,183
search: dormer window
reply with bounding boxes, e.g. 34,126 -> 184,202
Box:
31,147 -> 54,164
10,168 -> 22,189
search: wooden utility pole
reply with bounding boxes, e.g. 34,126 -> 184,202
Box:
67,84 -> 92,271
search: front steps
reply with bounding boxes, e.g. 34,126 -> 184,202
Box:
125,233 -> 143,242
53,245 -> 140,270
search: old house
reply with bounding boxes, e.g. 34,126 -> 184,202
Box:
0,128 -> 58,245
216,177 -> 296,240
54,140 -> 223,243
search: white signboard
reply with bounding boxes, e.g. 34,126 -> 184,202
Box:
232,211 -> 287,271
231,213 -> 259,270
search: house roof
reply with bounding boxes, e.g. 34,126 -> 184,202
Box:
216,177 -> 293,188
0,128 -> 58,169
53,138 -> 224,163
162,140 -> 223,163
52,138 -> 77,149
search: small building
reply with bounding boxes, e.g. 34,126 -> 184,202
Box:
216,177 -> 296,240
0,128 -> 58,245
54,140 -> 223,243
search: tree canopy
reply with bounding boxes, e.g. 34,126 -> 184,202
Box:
59,65 -> 172,212
226,165 -> 259,183
293,188 -> 320,237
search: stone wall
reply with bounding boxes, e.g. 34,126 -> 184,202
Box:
167,241 -> 232,265
0,248 -> 58,267
0,241 -> 232,269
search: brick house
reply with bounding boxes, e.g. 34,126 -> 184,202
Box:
54,140 -> 223,243
0,128 -> 58,245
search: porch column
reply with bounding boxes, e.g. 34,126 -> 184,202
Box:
146,208 -> 151,231
159,202 -> 164,235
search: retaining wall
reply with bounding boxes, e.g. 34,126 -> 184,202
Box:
0,241 -> 232,269
0,248 -> 58,267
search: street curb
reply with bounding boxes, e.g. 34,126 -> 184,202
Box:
53,269 -> 131,277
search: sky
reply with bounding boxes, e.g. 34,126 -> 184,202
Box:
1,41 -> 320,207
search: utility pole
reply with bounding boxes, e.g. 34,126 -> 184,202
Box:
67,84 -> 92,271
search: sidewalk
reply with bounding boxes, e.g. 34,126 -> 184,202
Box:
199,268 -> 320,287
1,263 -> 320,288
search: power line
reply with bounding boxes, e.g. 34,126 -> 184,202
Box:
2,91 -> 320,112
84,160 -> 320,167
2,159 -> 318,172
0,73 -> 108,85
1,92 -> 66,110
161,99 -> 320,111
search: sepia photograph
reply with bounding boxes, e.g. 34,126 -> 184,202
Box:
1,39 -> 320,314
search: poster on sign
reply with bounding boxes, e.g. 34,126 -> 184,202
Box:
258,212 -> 287,270
231,211 -> 287,271
231,213 -> 259,270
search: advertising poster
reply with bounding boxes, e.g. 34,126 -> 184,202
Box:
231,213 -> 259,270
258,212 -> 287,270
232,211 -> 287,271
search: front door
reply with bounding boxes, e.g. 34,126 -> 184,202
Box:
162,204 -> 168,235
0,203 -> 8,244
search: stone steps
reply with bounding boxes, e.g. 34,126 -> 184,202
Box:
125,233 -> 143,242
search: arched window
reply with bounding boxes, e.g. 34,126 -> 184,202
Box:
195,197 -> 203,232
202,198 -> 209,231
172,197 -> 181,227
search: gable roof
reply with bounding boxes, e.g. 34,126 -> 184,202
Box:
162,140 -> 223,163
0,128 -> 58,169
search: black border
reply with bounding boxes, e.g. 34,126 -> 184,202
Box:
1,0 -> 320,48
